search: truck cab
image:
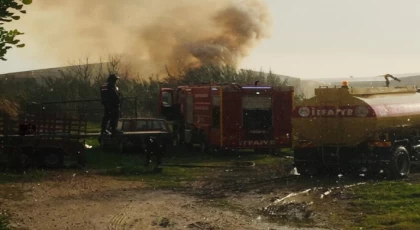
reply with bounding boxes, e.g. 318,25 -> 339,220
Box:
159,84 -> 294,152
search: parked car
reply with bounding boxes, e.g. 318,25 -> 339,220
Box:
100,118 -> 173,155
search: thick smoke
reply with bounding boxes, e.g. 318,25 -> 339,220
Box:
17,0 -> 271,77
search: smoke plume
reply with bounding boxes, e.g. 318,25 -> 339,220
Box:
17,0 -> 271,77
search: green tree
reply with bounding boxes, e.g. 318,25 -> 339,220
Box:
0,0 -> 32,60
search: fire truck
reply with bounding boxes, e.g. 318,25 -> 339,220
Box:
158,83 -> 294,152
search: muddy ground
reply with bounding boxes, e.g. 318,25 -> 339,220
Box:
0,153 -> 419,230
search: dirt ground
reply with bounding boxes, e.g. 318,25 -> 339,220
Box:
1,159 -> 419,230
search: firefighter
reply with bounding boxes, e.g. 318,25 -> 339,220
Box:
100,73 -> 121,135
341,80 -> 349,89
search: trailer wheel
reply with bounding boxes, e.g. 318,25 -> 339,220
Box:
388,146 -> 410,179
43,152 -> 64,168
11,148 -> 31,172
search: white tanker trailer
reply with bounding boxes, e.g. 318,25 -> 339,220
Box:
292,85 -> 420,178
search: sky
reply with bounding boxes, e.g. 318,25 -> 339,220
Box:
1,0 -> 420,79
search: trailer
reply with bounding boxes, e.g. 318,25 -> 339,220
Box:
292,85 -> 420,178
0,112 -> 87,169
159,83 -> 294,152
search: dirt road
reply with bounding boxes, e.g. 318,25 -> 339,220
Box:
2,156 -> 418,230
0,172 -> 324,230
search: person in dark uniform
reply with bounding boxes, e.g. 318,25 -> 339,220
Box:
100,74 -> 121,135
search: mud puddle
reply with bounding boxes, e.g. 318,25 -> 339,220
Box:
261,182 -> 366,222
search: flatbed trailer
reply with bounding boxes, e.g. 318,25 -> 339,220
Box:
0,112 -> 88,169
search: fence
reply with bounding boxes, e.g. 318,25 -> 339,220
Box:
29,97 -> 140,124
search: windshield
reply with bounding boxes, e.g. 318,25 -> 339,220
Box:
242,96 -> 272,133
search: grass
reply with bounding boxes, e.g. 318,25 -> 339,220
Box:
0,214 -> 9,230
0,170 -> 48,184
82,137 -> 288,188
84,150 -> 286,189
347,181 -> 420,230
0,136 -> 288,189
4,138 -> 420,229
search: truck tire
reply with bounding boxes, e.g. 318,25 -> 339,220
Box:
11,148 -> 31,172
388,146 -> 410,179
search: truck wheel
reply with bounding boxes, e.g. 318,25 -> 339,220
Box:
11,148 -> 31,172
43,152 -> 64,168
388,146 -> 410,179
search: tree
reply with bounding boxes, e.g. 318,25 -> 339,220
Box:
0,0 -> 32,61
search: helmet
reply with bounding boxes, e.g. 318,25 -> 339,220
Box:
342,80 -> 349,86
107,73 -> 120,82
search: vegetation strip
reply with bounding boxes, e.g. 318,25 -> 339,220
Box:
346,181 -> 420,229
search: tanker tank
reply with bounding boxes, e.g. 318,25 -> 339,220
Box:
292,85 -> 420,178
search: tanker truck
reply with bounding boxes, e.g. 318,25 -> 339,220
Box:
292,84 -> 420,178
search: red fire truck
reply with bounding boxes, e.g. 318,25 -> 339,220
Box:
158,83 -> 294,152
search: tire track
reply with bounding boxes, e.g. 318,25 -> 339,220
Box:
108,204 -> 133,230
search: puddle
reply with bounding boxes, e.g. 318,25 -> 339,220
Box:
262,183 -> 366,221
273,189 -> 314,204
263,189 -> 315,221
